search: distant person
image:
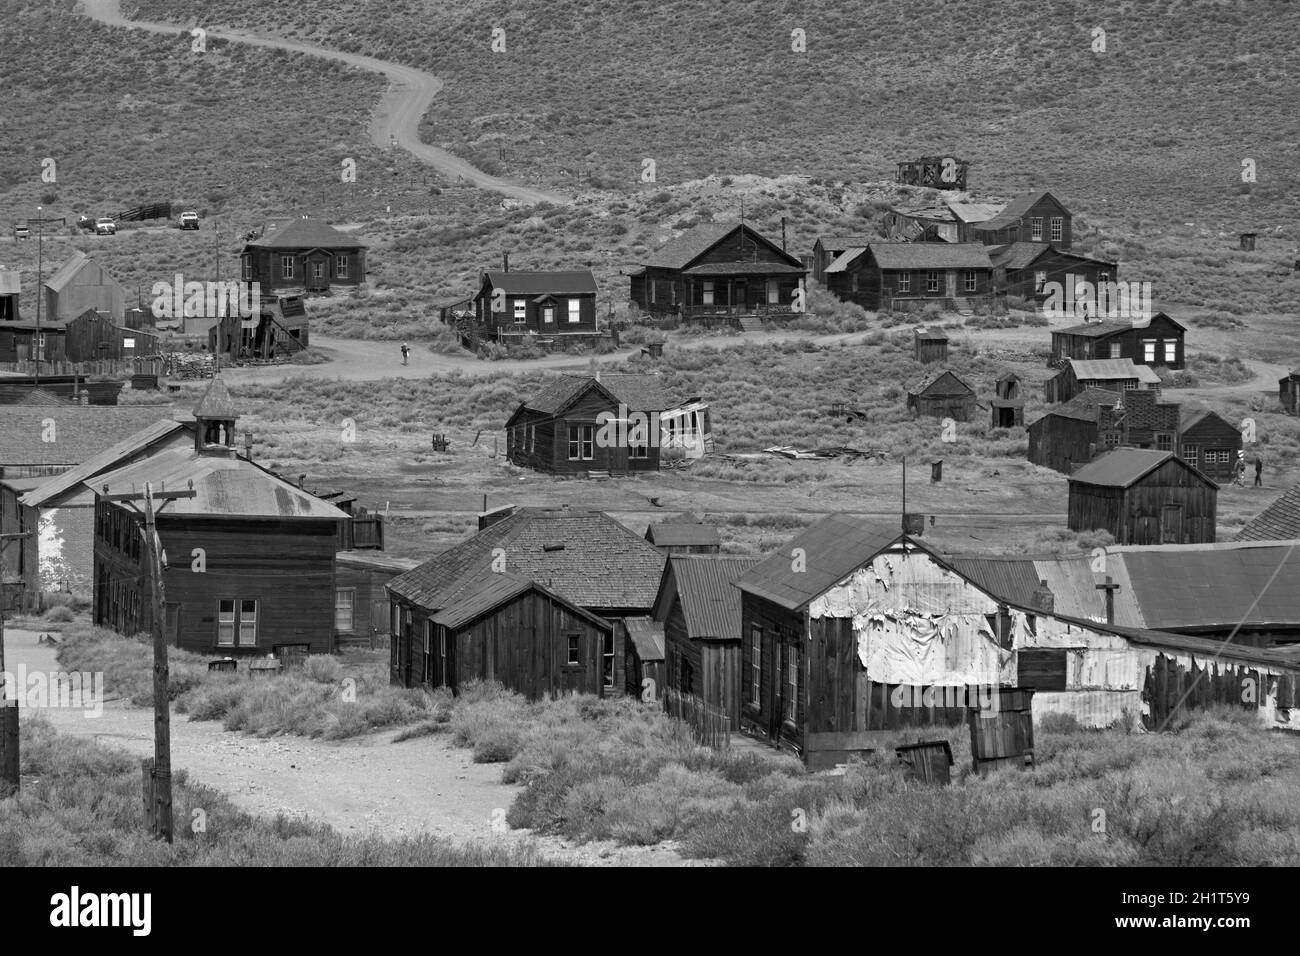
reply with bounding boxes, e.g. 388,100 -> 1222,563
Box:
1232,451 -> 1246,487
400,343 -> 410,366
1255,454 -> 1264,487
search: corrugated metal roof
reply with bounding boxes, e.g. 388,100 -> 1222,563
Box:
481,270 -> 597,295
387,509 -> 666,613
247,218 -> 367,250
20,418 -> 186,507
624,617 -> 665,662
735,514 -> 903,611
1237,483 -> 1300,542
91,449 -> 349,519
1068,358 -> 1162,383
868,242 -> 993,270
947,557 -> 1043,608
824,248 -> 868,273
0,406 -> 181,468
668,555 -> 760,641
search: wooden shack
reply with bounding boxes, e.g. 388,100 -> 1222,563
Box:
43,252 -> 126,324
1050,313 -> 1185,370
907,370 -> 976,422
208,295 -> 308,362
1067,448 -> 1217,545
64,309 -> 159,362
991,371 -> 1024,427
1279,371 -> 1300,414
645,513 -> 721,554
913,328 -> 949,364
1177,409 -> 1242,481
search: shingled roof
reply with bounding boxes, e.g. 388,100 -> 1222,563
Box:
0,406 -> 181,469
1054,320 -> 1133,338
21,417 -> 187,507
1237,484 -> 1300,542
1066,358 -> 1161,384
387,509 -> 667,613
645,513 -> 721,548
481,270 -> 598,295
193,375 -> 238,420
867,242 -> 993,270
1038,387 -> 1121,423
514,373 -> 686,419
1069,448 -> 1215,489
641,222 -> 800,271
247,218 -> 367,250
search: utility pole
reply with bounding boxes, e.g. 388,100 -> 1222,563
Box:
0,532 -> 34,700
34,206 -> 43,384
0,531 -> 32,795
102,480 -> 195,843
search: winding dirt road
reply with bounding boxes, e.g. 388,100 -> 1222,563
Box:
77,0 -> 568,206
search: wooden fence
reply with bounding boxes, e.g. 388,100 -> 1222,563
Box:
663,686 -> 730,749
0,357 -> 160,377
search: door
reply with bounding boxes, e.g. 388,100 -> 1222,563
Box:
733,279 -> 747,314
945,270 -> 957,298
1161,503 -> 1184,544
767,632 -> 783,740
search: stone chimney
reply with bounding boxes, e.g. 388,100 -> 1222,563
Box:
1031,579 -> 1054,613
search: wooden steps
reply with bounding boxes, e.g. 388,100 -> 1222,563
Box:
737,316 -> 764,333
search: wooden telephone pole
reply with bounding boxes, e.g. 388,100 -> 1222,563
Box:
0,531 -> 33,795
103,480 -> 195,842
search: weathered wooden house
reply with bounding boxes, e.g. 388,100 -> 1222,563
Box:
505,373 -> 710,475
43,252 -> 127,324
1279,371 -> 1300,414
90,378 -> 348,653
881,205 -> 957,243
385,508 -> 665,697
1045,358 -> 1161,403
240,217 -> 367,294
895,156 -> 970,190
334,551 -> 420,648
1176,409 -> 1241,481
991,371 -> 1024,428
913,327 -> 949,363
1237,483 -> 1300,542
653,554 -> 760,728
0,475 -> 42,611
824,243 -> 993,311
628,222 -> 806,320
473,270 -> 599,340
735,514 -> 1299,766
644,513 -> 721,554
947,202 -> 1005,242
1027,388 -> 1121,473
1096,389 -> 1181,455
991,243 -> 1116,301
1067,447 -> 1217,545
971,190 -> 1073,249
907,370 -> 976,422
208,294 -> 309,361
811,234 -> 875,284
64,309 -> 159,362
1050,313 -> 1185,370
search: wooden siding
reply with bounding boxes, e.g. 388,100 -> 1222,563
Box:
1027,414 -> 1097,474
663,592 -> 741,725
1051,314 -> 1184,370
1179,414 -> 1241,480
1000,250 -> 1108,300
827,255 -> 993,311
244,247 -> 365,291
739,591 -> 805,750
474,289 -> 598,334
977,195 -> 1072,248
1068,458 -> 1217,544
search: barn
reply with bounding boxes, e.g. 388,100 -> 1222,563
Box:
971,190 -> 1073,249
1067,447 -> 1217,545
64,309 -> 160,362
653,554 -> 759,728
89,378 -> 348,654
240,217 -> 367,294
43,252 -> 127,324
1045,358 -> 1161,403
734,514 -> 1298,767
628,222 -> 806,320
907,370 -> 976,422
1177,409 -> 1242,481
913,327 -> 948,364
824,243 -> 993,311
385,507 -> 666,696
1050,313 -> 1186,370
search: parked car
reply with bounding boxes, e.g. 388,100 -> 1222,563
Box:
13,224 -> 29,241
77,215 -> 94,233
179,210 -> 200,230
95,217 -> 116,235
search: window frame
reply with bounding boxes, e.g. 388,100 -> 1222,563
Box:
513,299 -> 527,324
964,270 -> 977,293
749,625 -> 762,707
1142,339 -> 1157,363
335,255 -> 348,279
568,298 -> 581,323
1050,217 -> 1063,242
566,633 -> 581,666
1030,217 -> 1044,241
335,587 -> 356,633
567,424 -> 594,461
925,271 -> 940,294
897,272 -> 911,293
280,255 -> 294,280
783,643 -> 799,724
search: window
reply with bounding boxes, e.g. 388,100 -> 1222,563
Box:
629,442 -> 649,459
312,261 -> 325,280
217,599 -> 258,647
568,298 -> 581,323
542,305 -> 554,323
897,272 -> 911,293
648,281 -> 656,305
567,634 -> 581,666
567,424 -> 594,460
335,588 -> 355,632
526,424 -> 535,454
784,644 -> 799,723
1206,449 -> 1231,465
513,300 -> 527,324
439,629 -> 447,684
1164,340 -> 1177,363
766,279 -> 779,305
1030,217 -> 1043,240
1155,433 -> 1173,451
1182,444 -> 1199,466
964,270 -> 977,293
1050,217 -> 1063,242
423,622 -> 433,684
603,630 -> 615,689
1103,431 -> 1120,447
926,271 -> 940,293
750,625 -> 762,707
280,256 -> 294,280
241,255 -> 253,280
1034,270 -> 1047,292
1108,342 -> 1122,359
702,280 -> 714,305
336,255 -> 348,279
1098,271 -> 1110,284
1143,339 -> 1157,363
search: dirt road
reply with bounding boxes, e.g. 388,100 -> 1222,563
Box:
77,0 -> 567,206
6,627 -> 699,865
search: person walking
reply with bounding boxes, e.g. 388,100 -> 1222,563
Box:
1255,453 -> 1264,488
400,342 -> 410,366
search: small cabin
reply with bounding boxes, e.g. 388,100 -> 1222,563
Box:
907,370 -> 976,422
1177,409 -> 1242,481
992,371 -> 1024,428
1240,233 -> 1257,252
913,328 -> 949,364
1045,358 -> 1161,404
645,513 -> 721,554
1067,448 -> 1217,545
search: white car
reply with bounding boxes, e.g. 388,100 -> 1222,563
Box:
95,217 -> 116,235
179,211 -> 199,230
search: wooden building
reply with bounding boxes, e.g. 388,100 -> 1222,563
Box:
43,252 -> 126,324
1096,388 -> 1181,456
824,243 -> 993,311
1279,371 -> 1300,414
0,376 -> 124,405
622,617 -> 665,699
64,309 -> 159,362
473,270 -> 599,340
991,243 -> 1116,302
89,377 -> 348,654
240,217 -> 367,294
334,551 -> 419,648
1027,389 -> 1121,473
385,508 -> 666,696
811,234 -> 874,285
505,372 -> 710,474
209,295 -> 309,361
628,222 -> 806,320
1050,313 -> 1185,370
1177,409 -> 1242,481
1045,358 -> 1161,403
652,554 -> 760,728
907,370 -> 976,422
644,513 -> 721,554
895,156 -> 970,190
971,190 -> 1073,249
0,475 -> 42,610
734,514 -> 1299,766
913,327 -> 949,363
881,205 -> 956,243
1067,448 -> 1217,545
0,267 -> 19,321
947,202 -> 1004,242
991,371 -> 1024,428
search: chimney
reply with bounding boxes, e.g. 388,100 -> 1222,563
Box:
502,252 -> 510,273
1031,579 -> 1054,613
477,503 -> 517,531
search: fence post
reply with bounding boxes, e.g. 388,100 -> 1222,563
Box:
0,700 -> 18,796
